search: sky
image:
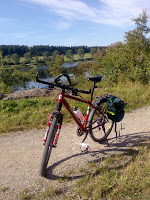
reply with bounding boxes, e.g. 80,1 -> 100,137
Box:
0,0 -> 150,47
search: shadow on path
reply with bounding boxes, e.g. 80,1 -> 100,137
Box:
108,131 -> 150,147
45,131 -> 150,180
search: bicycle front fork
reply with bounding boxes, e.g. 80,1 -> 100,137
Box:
43,111 -> 63,146
53,117 -> 63,146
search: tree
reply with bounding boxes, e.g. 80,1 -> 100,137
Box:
125,9 -> 150,54
77,10 -> 150,84
11,53 -> 20,65
48,54 -> 65,77
43,51 -> 50,57
4,55 -> 12,65
43,51 -> 50,62
77,48 -> 84,59
54,54 -> 64,67
34,56 -> 39,64
93,48 -> 104,62
0,52 -> 36,93
124,9 -> 150,83
99,10 -> 150,84
24,52 -> 32,63
0,51 -> 3,65
133,9 -> 150,34
52,50 -> 60,61
66,49 -> 73,61
90,47 -> 97,56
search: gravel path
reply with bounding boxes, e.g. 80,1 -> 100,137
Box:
0,106 -> 150,200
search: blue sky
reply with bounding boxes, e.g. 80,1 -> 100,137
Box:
0,0 -> 150,46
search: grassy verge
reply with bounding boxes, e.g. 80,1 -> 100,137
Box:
0,81 -> 150,134
17,140 -> 150,200
64,53 -> 92,62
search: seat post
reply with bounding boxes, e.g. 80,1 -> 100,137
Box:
88,75 -> 103,102
90,82 -> 96,102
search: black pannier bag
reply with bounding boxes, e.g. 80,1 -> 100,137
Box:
107,95 -> 125,122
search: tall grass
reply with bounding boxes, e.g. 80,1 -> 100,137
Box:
95,81 -> 150,111
0,81 -> 149,134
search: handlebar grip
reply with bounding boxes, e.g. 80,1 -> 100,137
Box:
36,75 -> 55,88
36,75 -> 48,84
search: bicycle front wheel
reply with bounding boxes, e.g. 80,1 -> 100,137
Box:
40,116 -> 58,177
88,100 -> 114,143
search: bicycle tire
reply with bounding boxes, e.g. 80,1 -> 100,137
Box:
88,100 -> 114,142
40,116 -> 58,177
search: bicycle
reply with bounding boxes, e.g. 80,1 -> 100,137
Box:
36,73 -> 114,177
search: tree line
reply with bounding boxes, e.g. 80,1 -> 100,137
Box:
0,45 -> 106,57
1,45 -> 106,66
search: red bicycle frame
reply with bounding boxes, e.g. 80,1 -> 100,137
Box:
43,90 -> 107,146
59,90 -> 107,130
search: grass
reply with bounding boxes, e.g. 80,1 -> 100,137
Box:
17,189 -> 34,200
20,53 -> 92,63
0,81 -> 150,134
97,81 -> 150,111
73,53 -> 92,60
17,140 -> 150,200
40,186 -> 63,199
0,97 -> 54,133
0,186 -> 9,192
18,186 -> 63,200
64,53 -> 92,62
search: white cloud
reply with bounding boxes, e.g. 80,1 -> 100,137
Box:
15,32 -> 54,40
16,33 -> 29,39
57,21 -> 71,30
22,0 -> 150,27
99,0 -> 150,26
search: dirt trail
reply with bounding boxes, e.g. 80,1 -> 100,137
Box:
0,107 -> 150,200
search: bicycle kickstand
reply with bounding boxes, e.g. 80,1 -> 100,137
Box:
80,143 -> 90,153
106,137 -> 110,147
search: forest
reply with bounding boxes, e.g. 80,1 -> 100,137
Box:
0,45 -> 105,57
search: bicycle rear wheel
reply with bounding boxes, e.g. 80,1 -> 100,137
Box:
88,100 -> 114,143
40,116 -> 58,177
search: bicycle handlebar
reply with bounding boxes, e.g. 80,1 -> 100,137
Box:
36,73 -> 91,94
54,73 -> 71,85
54,73 -> 72,89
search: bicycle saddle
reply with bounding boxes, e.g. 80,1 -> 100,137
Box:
88,75 -> 103,83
